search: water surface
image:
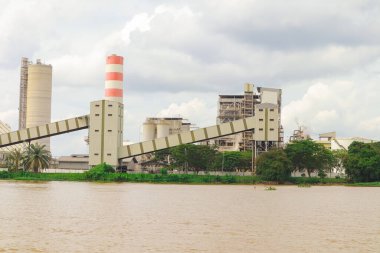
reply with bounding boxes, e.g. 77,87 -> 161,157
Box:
0,181 -> 379,252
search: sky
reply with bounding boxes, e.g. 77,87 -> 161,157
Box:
0,0 -> 380,156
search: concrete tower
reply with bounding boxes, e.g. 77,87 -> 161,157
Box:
105,54 -> 124,103
25,59 -> 52,151
89,54 -> 124,168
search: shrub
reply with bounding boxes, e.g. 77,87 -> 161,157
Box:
256,149 -> 292,182
85,163 -> 115,180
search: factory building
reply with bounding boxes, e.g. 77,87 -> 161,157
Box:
142,117 -> 191,142
316,132 -> 377,151
214,84 -> 283,152
19,58 -> 53,151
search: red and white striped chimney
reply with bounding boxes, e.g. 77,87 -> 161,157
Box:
105,54 -> 124,103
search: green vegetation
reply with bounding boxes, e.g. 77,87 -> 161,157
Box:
297,183 -> 311,188
344,141 -> 380,182
84,163 -> 115,180
153,144 -> 252,173
5,148 -> 23,172
0,169 -> 350,185
169,144 -> 217,173
285,139 -> 335,177
23,144 -> 52,172
256,149 -> 292,182
346,182 -> 380,187
0,170 -> 259,184
3,144 -> 51,173
264,186 -> 276,190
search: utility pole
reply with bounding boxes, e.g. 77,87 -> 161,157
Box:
221,151 -> 224,173
252,140 -> 256,176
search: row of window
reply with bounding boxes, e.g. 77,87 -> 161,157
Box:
93,153 -> 112,156
258,109 -> 275,112
259,118 -> 275,122
258,128 -> 275,131
94,113 -> 115,116
94,104 -> 116,108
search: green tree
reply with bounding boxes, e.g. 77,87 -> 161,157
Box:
344,141 -> 380,182
213,151 -> 252,172
332,149 -> 348,176
256,149 -> 292,182
170,144 -> 217,173
5,148 -> 24,172
285,139 -> 334,177
23,144 -> 51,172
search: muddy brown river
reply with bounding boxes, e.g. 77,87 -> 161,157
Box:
0,181 -> 379,252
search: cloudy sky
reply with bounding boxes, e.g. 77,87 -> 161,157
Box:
1,0 -> 380,156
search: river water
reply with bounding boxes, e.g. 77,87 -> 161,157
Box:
0,181 -> 379,253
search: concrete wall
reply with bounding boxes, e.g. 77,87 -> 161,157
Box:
89,100 -> 123,167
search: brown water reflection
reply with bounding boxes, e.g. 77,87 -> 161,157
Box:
0,181 -> 379,252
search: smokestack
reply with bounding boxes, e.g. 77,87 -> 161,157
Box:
105,54 -> 124,103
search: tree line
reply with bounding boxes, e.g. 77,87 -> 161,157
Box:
3,143 -> 51,172
256,139 -> 380,182
152,140 -> 380,183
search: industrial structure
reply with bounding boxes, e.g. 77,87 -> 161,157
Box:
104,55 -> 124,103
1,54 -> 287,170
19,58 -> 53,151
18,58 -> 28,130
316,132 -> 377,150
142,117 -> 191,142
215,83 -> 283,153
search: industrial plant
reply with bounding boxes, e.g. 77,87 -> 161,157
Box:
0,53 -> 376,173
0,54 -> 311,171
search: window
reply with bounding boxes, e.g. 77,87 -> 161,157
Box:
95,114 -> 99,116
107,153 -> 111,156
270,119 -> 274,121
259,119 -> 263,121
270,128 -> 274,131
108,104 -> 113,107
259,109 -> 263,112
108,114 -> 112,116
108,130 -> 112,132
95,104 -> 100,107
95,129 -> 99,132
94,153 -> 99,156
270,109 -> 274,112
259,128 -> 263,131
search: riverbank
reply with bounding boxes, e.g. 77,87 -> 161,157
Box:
0,171 -> 353,185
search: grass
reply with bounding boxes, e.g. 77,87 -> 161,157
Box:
0,170 -> 356,186
346,182 -> 380,187
0,171 -> 261,184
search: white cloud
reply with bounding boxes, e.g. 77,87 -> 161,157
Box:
1,0 -> 380,155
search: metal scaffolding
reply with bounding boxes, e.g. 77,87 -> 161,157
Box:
18,57 -> 28,130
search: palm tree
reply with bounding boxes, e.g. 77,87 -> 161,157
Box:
5,148 -> 24,172
23,144 -> 51,172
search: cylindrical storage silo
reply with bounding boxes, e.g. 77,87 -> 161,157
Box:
105,54 -> 124,103
142,122 -> 156,141
157,122 -> 170,138
26,61 -> 52,151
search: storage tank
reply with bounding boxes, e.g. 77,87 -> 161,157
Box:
105,54 -> 124,103
142,122 -> 156,141
25,60 -> 52,151
157,122 -> 170,138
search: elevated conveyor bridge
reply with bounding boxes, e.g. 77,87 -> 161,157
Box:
0,115 -> 89,148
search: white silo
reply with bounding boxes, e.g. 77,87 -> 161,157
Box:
157,122 -> 170,138
142,122 -> 156,141
25,59 -> 52,151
